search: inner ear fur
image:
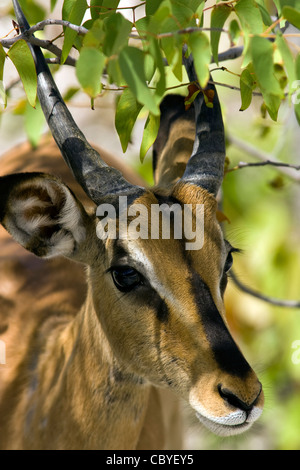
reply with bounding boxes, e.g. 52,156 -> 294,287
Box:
0,172 -> 93,259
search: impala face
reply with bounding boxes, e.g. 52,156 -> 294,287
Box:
0,1 -> 264,448
91,183 -> 264,437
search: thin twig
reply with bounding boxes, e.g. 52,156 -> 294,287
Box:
230,271 -> 300,308
1,34 -> 76,67
228,135 -> 300,182
227,160 -> 300,172
25,19 -> 88,36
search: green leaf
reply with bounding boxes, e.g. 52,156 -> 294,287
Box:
103,13 -> 132,57
148,38 -> 166,100
7,39 -> 37,107
210,4 -> 232,65
153,5 -> 184,82
61,0 -> 87,64
251,36 -> 283,121
282,6 -> 300,29
161,35 -> 183,82
107,58 -> 124,86
186,0 -> 205,13
294,53 -> 300,124
240,67 -> 255,111
24,99 -> 45,148
150,1 -> 172,25
251,36 -> 283,96
255,0 -> 273,26
83,19 -> 105,48
140,113 -> 160,162
115,89 -> 143,153
16,0 -> 46,24
0,43 -> 6,82
264,93 -> 281,121
146,0 -> 162,15
76,47 -> 106,97
235,0 -> 263,60
234,0 -> 264,33
90,0 -> 120,20
274,63 -> 288,90
171,1 -> 195,27
119,46 -> 159,116
229,19 -> 241,45
275,33 -> 296,95
188,31 -> 211,87
196,1 -> 205,23
0,72 -> 6,109
296,53 -> 300,79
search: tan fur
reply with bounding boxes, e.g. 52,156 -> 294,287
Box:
0,137 -> 182,449
0,129 -> 263,449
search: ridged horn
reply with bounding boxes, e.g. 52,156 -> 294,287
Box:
180,50 -> 226,196
12,0 -> 144,205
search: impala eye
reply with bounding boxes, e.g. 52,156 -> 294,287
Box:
224,251 -> 233,273
111,266 -> 143,292
224,246 -> 240,273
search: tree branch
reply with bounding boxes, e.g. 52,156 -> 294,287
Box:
215,46 -> 244,63
24,19 -> 88,36
230,270 -> 300,308
227,135 -> 300,182
227,159 -> 300,173
1,33 -> 77,67
0,19 -> 243,71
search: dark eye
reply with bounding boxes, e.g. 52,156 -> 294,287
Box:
224,251 -> 233,273
111,266 -> 143,292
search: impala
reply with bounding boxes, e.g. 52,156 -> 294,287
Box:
0,0 -> 264,450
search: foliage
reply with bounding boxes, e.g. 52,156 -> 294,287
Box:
1,0 -> 300,155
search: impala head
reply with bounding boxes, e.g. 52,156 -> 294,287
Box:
1,0 -> 264,438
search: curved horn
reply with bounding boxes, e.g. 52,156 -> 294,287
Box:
12,0 -> 143,205
180,51 -> 226,196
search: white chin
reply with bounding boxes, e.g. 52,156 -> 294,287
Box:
196,412 -> 253,437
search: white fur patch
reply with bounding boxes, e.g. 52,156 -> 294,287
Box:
58,187 -> 86,244
192,398 -> 263,437
6,178 -> 86,258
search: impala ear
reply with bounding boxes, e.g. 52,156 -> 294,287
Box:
0,173 -> 91,259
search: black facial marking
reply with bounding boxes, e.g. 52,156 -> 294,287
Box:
191,272 -> 251,377
149,292 -> 169,323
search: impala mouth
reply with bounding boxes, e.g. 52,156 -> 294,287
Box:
195,407 -> 263,437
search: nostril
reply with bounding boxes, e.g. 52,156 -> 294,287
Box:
218,384 -> 258,413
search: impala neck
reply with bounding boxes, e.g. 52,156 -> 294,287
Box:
24,285 -> 150,450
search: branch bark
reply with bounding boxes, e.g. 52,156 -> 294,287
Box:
0,18 -> 243,73
1,33 -> 77,66
227,135 -> 300,182
230,270 -> 300,308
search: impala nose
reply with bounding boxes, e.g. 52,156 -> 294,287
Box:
218,383 -> 262,413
